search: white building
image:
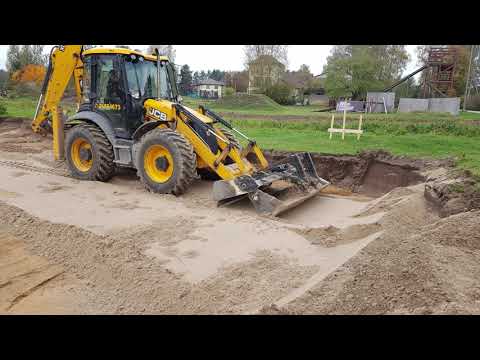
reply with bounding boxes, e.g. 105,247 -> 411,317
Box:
193,78 -> 225,99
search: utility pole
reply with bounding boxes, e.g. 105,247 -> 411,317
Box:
464,45 -> 475,111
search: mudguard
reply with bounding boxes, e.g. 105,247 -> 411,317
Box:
66,111 -> 116,145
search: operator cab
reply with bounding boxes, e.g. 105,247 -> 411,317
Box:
80,48 -> 179,139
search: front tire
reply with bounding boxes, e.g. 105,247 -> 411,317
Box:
65,123 -> 115,181
136,128 -> 197,195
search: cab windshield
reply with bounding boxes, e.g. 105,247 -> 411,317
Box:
125,55 -> 178,101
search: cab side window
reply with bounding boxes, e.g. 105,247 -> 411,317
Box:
96,55 -> 124,103
125,60 -> 140,100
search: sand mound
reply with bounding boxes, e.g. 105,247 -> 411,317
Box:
293,222 -> 382,247
265,194 -> 480,314
0,200 -> 318,314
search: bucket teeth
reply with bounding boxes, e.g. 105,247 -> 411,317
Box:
212,152 -> 330,216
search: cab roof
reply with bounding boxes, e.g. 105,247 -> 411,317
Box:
82,47 -> 169,62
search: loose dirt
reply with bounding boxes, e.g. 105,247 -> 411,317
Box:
1,118 -> 480,314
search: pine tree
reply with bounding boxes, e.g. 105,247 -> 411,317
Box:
193,71 -> 200,85
179,65 -> 193,95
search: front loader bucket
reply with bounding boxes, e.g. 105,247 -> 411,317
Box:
213,152 -> 330,216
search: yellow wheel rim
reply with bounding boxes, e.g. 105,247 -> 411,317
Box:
71,138 -> 93,172
144,144 -> 174,183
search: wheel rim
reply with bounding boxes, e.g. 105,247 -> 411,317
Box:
144,144 -> 174,183
71,138 -> 93,172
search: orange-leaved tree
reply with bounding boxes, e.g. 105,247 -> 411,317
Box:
11,64 -> 46,85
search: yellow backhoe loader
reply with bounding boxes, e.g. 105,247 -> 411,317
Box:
32,45 -> 329,216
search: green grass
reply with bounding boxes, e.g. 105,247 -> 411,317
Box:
234,125 -> 480,176
229,116 -> 480,138
459,111 -> 480,120
1,96 -> 76,118
1,96 -> 39,117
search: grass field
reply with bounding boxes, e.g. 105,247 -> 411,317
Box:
1,96 -> 77,118
2,95 -> 480,175
233,126 -> 480,176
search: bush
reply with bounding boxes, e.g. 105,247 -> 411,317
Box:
9,81 -> 41,97
0,101 -> 6,115
224,87 -> 235,96
265,84 -> 295,105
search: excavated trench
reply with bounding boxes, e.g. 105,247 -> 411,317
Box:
263,149 -> 429,197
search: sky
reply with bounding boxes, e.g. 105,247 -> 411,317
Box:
0,45 -> 420,77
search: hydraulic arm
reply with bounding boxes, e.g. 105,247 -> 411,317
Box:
32,45 -> 84,160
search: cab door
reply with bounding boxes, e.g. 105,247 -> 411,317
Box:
92,54 -> 129,138
123,55 -> 144,137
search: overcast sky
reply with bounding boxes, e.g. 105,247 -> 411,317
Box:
0,45 -> 420,76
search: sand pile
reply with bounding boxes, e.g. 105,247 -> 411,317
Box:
0,201 -> 317,314
263,196 -> 480,315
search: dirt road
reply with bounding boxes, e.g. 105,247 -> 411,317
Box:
1,118 -> 480,314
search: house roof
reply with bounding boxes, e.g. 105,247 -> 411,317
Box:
194,78 -> 225,86
248,55 -> 285,69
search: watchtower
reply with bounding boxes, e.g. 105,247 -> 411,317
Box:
422,47 -> 458,97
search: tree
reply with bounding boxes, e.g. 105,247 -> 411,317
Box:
323,45 -> 409,99
243,45 -> 289,68
0,70 -> 9,89
296,64 -> 314,87
395,76 -> 420,99
19,45 -> 47,67
7,45 -> 46,74
6,45 -> 22,73
193,71 -> 200,85
224,71 -> 248,92
147,45 -> 176,63
265,83 -> 294,105
179,64 -> 193,95
209,69 -> 225,82
11,64 -> 46,85
298,64 -> 311,74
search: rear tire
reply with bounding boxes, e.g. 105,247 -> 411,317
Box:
136,128 -> 197,195
65,123 -> 115,181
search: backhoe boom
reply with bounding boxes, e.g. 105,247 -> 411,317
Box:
32,45 -> 84,160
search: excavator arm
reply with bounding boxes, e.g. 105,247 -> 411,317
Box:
32,45 -> 84,160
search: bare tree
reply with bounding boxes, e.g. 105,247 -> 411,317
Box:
147,45 -> 176,63
243,45 -> 289,68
